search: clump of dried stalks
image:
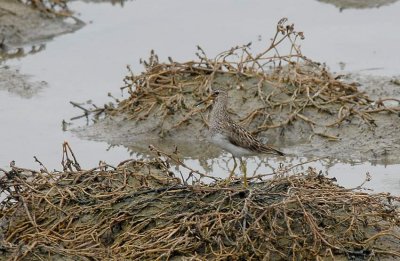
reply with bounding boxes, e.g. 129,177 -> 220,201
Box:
0,143 -> 399,260
72,18 -> 400,139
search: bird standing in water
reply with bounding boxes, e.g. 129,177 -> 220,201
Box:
200,89 -> 284,187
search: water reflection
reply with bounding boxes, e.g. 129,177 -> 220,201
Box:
0,44 -> 46,61
79,0 -> 129,5
121,141 -> 400,195
171,154 -> 400,194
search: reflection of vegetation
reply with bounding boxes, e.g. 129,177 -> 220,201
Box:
148,144 -> 360,180
1,143 -> 399,260
0,44 -> 45,61
19,0 -> 71,16
82,0 -> 128,6
20,0 -> 129,11
109,0 -> 127,5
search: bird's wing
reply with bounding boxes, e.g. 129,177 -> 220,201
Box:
225,121 -> 285,156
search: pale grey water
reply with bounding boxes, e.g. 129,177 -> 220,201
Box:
1,0 -> 399,193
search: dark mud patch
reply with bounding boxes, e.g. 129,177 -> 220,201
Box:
0,65 -> 47,98
317,0 -> 399,9
0,0 -> 84,59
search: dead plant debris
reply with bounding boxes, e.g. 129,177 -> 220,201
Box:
0,143 -> 399,260
71,18 -> 400,141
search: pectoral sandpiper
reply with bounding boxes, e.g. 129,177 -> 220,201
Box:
199,89 -> 285,187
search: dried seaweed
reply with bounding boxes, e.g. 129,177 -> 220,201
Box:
0,143 -> 399,260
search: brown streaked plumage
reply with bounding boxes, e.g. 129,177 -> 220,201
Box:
204,89 -> 284,187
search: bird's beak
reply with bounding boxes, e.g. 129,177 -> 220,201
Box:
195,95 -> 213,106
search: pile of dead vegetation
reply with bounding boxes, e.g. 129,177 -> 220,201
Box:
72,18 -> 400,142
0,143 -> 399,260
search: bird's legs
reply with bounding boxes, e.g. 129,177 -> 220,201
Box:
226,156 -> 248,188
239,158 -> 248,188
228,156 -> 238,182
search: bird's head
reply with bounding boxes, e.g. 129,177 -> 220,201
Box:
210,89 -> 226,98
196,89 -> 227,106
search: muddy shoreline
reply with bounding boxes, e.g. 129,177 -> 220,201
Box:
318,0 -> 399,9
0,0 -> 84,97
0,0 -> 83,52
72,72 -> 400,165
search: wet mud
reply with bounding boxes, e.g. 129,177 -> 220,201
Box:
0,65 -> 47,98
318,0 -> 399,9
0,0 -> 84,57
73,72 -> 400,165
0,0 -> 84,97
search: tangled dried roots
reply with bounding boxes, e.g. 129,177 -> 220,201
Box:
72,18 -> 400,139
0,144 -> 399,260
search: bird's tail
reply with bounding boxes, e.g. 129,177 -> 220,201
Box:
262,145 -> 285,156
274,148 -> 285,156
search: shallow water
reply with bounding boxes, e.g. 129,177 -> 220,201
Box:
1,0 -> 399,194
